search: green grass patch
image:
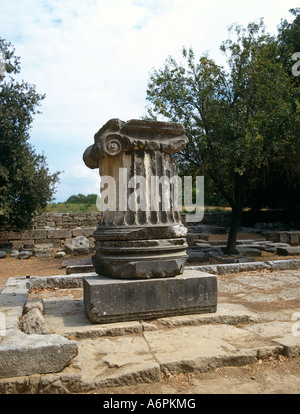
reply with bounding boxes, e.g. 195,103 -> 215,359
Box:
46,203 -> 99,213
46,203 -> 232,214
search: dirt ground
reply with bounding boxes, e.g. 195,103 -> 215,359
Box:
1,235 -> 300,395
0,255 -> 86,291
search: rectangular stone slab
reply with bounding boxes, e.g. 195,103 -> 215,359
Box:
83,270 -> 217,323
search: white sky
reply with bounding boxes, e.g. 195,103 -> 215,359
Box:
0,0 -> 298,201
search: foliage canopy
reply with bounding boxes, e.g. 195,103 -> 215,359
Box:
65,193 -> 97,205
146,12 -> 300,252
0,38 -> 60,229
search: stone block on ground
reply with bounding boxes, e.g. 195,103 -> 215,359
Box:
33,243 -> 54,258
55,251 -> 66,258
277,246 -> 300,256
0,331 -> 78,378
279,232 -> 289,244
0,251 -> 6,259
18,251 -> 33,260
24,299 -> 44,314
9,250 -> 19,258
267,231 -> 300,246
288,232 -> 300,246
64,236 -> 92,256
235,246 -> 261,257
83,270 -> 218,324
186,250 -> 209,263
266,232 -> 280,242
266,259 -> 300,271
21,307 -> 52,335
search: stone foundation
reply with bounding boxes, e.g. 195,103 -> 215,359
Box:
83,270 -> 217,323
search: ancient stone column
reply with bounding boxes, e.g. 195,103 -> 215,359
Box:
83,118 -> 217,323
83,118 -> 189,279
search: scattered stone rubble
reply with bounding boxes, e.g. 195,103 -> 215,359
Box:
0,223 -> 96,259
184,224 -> 300,264
1,267 -> 300,393
0,221 -> 299,262
0,234 -> 94,260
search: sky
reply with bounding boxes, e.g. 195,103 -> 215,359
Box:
0,0 -> 298,202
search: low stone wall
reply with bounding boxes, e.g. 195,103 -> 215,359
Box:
0,226 -> 96,250
0,211 -> 231,250
31,212 -> 100,229
0,213 -> 100,250
1,211 -> 299,251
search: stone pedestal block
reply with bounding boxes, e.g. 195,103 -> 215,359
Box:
83,270 -> 218,323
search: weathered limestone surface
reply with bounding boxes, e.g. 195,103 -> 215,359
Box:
32,243 -> 54,258
267,231 -> 300,246
1,269 -> 300,391
0,331 -> 78,378
64,236 -> 93,256
0,277 -> 78,379
277,246 -> 300,256
83,270 -> 217,323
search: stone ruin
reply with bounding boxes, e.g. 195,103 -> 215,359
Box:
82,118 -> 217,323
1,118 -> 300,388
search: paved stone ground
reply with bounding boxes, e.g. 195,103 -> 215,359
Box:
0,267 -> 300,394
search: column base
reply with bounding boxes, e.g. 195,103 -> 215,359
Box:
92,231 -> 188,279
83,270 -> 218,324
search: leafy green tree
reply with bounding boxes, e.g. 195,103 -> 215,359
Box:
246,9 -> 300,213
146,19 -> 300,253
65,193 -> 97,204
0,38 -> 60,229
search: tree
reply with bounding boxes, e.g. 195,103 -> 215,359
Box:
65,193 -> 97,204
0,38 -> 60,229
245,9 -> 300,213
146,19 -> 300,253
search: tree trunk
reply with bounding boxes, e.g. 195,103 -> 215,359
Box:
226,205 -> 242,254
225,173 -> 243,255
